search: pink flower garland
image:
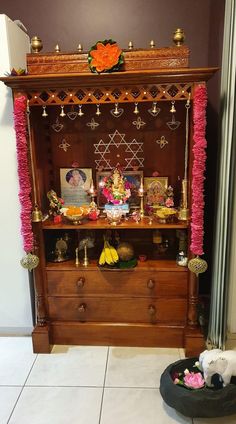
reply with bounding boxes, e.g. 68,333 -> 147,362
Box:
190,85 -> 207,256
14,96 -> 33,252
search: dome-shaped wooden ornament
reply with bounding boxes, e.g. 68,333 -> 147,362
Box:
20,253 -> 39,271
188,256 -> 208,276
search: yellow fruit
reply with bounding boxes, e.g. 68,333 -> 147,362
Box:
99,249 -> 106,265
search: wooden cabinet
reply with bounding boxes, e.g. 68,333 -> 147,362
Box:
1,45 -> 217,355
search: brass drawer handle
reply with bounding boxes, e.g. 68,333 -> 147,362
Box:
148,305 -> 156,316
76,277 -> 85,288
147,279 -> 155,289
78,303 -> 87,313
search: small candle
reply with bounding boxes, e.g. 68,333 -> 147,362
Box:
89,179 -> 95,195
139,178 -> 144,195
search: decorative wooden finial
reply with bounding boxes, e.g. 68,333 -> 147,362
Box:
173,28 -> 185,46
31,36 -> 43,53
54,44 -> 60,53
128,41 -> 133,50
77,43 -> 83,52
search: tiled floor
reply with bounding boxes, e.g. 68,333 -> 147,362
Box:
1,337 -> 236,424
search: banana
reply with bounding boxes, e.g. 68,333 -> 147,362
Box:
99,237 -> 119,266
108,243 -> 119,263
106,241 -> 119,263
99,248 -> 106,265
104,241 -> 114,265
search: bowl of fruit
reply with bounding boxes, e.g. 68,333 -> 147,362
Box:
155,207 -> 177,223
63,205 -> 90,225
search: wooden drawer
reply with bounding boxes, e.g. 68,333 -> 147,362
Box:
46,270 -> 187,297
48,296 -> 187,324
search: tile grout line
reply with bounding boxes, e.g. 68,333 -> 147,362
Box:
98,346 -> 110,424
7,353 -> 38,424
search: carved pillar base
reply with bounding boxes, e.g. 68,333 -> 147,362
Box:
32,324 -> 52,353
184,326 -> 206,357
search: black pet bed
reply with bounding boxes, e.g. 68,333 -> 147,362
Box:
160,357 -> 236,418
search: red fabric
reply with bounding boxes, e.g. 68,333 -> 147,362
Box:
14,96 -> 33,252
190,85 -> 207,255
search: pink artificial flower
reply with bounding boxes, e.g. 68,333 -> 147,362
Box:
174,378 -> 180,385
183,372 -> 205,389
165,197 -> 174,208
152,171 -> 160,177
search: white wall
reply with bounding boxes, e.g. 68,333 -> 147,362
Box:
0,14 -> 33,333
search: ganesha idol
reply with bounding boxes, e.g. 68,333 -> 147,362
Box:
102,168 -> 131,218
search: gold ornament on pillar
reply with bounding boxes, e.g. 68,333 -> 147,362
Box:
188,256 -> 208,276
20,253 -> 39,271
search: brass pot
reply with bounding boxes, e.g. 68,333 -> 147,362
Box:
31,36 -> 43,53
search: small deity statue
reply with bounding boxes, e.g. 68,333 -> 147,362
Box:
111,168 -> 125,197
47,190 -> 64,216
103,168 -> 131,205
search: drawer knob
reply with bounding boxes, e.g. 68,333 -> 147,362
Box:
148,305 -> 156,316
76,277 -> 85,288
147,279 -> 155,289
78,303 -> 87,313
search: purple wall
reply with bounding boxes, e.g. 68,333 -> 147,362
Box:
0,0 -> 213,67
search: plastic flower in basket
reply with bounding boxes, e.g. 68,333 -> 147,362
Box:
172,362 -> 205,390
88,39 -> 124,73
102,168 -> 131,205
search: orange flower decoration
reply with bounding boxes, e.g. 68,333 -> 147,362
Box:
89,40 -> 123,73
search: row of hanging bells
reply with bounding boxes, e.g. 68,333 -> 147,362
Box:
42,101 -> 177,118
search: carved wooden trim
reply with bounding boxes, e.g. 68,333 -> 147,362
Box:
26,82 -> 192,106
27,46 -> 190,75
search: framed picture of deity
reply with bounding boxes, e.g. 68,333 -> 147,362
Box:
60,168 -> 92,206
96,170 -> 143,209
144,176 -> 168,208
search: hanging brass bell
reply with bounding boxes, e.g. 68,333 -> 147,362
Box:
170,101 -> 176,113
96,104 -> 101,116
78,105 -> 84,117
133,102 -> 139,115
42,106 -> 48,117
60,105 -> 66,117
32,205 -> 43,222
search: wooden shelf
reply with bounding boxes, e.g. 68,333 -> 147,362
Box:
46,258 -> 188,272
0,67 -> 219,90
42,217 -> 189,230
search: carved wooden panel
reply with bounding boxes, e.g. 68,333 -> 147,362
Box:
28,83 -> 192,106
27,46 -> 190,75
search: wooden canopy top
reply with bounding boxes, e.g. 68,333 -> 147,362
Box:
0,67 -> 218,90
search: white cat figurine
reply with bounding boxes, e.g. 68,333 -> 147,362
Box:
199,349 -> 236,387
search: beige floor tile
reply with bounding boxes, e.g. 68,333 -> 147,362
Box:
0,337 -> 36,385
105,347 -> 180,388
101,388 -> 192,424
0,387 -> 22,424
26,345 -> 108,387
8,387 -> 102,424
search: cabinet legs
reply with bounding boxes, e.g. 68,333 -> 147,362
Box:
32,324 -> 52,353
